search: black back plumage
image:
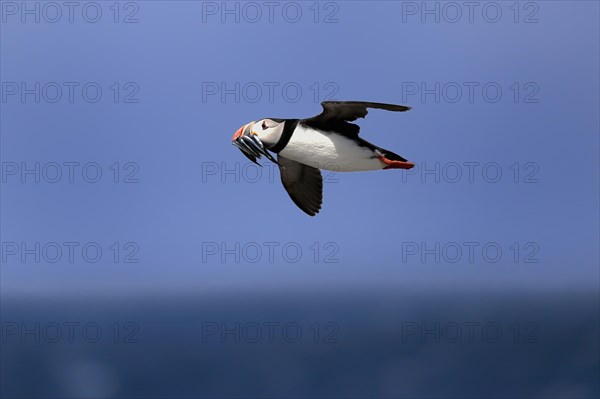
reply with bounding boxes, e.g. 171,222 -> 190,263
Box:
248,101 -> 413,216
300,101 -> 412,162
301,101 -> 411,137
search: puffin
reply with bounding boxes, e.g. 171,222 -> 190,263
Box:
231,101 -> 415,216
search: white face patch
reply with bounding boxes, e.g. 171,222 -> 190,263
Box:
254,119 -> 284,147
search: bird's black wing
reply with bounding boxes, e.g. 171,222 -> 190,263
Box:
278,155 -> 323,216
302,101 -> 411,137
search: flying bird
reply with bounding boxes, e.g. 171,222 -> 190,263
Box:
232,101 -> 415,216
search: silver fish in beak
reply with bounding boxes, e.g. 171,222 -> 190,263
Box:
231,122 -> 278,165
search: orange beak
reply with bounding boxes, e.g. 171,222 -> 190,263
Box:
231,121 -> 279,166
232,122 -> 254,141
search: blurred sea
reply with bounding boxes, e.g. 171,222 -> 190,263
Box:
2,289 -> 598,398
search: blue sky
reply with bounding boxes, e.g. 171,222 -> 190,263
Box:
1,2 -> 599,397
1,1 -> 598,297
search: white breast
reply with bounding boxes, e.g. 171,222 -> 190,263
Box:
278,125 -> 384,172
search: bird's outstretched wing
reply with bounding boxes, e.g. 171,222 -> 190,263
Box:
302,101 -> 411,136
278,155 -> 323,216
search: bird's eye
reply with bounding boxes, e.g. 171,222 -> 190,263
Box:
262,121 -> 268,130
